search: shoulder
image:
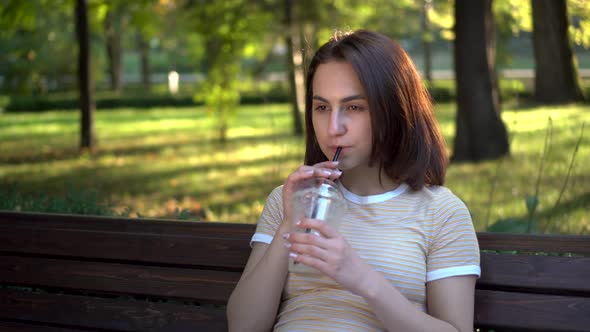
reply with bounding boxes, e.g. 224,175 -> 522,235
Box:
260,185 -> 285,215
266,185 -> 284,203
410,186 -> 467,210
401,185 -> 467,211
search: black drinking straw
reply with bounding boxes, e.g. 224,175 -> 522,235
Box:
333,146 -> 342,162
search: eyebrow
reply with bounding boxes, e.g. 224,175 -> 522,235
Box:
312,94 -> 366,103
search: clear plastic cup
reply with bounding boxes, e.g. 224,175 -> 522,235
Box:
288,178 -> 347,274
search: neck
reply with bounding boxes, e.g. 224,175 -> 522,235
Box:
339,166 -> 399,196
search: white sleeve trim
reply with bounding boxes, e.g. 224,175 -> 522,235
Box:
250,233 -> 274,247
426,265 -> 481,282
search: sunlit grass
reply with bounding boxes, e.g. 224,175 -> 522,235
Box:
444,103 -> 589,234
0,103 -> 588,234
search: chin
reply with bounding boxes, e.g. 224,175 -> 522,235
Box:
336,159 -> 351,171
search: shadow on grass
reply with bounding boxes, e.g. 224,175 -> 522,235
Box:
485,190 -> 590,234
0,113 -> 78,129
506,99 -> 590,111
536,191 -> 590,221
4,150 -> 303,197
0,132 -> 301,165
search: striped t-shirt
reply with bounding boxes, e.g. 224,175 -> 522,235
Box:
251,182 -> 481,332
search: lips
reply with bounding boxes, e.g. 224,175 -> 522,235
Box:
329,146 -> 349,157
330,146 -> 348,151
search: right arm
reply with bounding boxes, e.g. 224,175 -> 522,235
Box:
226,227 -> 291,332
226,161 -> 341,331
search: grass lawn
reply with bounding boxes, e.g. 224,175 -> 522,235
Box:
0,102 -> 588,234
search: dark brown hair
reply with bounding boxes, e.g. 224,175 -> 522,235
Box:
304,30 -> 447,190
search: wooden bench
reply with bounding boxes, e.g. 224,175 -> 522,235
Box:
0,211 -> 589,331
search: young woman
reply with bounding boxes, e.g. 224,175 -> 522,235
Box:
227,29 -> 480,332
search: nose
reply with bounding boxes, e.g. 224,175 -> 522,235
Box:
327,109 -> 346,136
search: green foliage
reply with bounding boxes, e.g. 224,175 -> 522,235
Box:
0,95 -> 9,112
173,207 -> 191,220
569,0 -> 590,48
0,184 -> 116,216
488,217 -> 535,233
0,1 -> 40,37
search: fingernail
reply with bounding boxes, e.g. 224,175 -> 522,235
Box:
282,233 -> 290,240
284,241 -> 291,248
333,170 -> 342,176
295,220 -> 301,226
289,252 -> 298,259
332,161 -> 339,165
321,169 -> 332,176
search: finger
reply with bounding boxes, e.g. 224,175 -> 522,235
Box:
289,230 -> 330,249
290,242 -> 329,262
313,160 -> 340,169
311,167 -> 341,179
297,218 -> 340,239
292,252 -> 331,273
285,166 -> 316,186
311,161 -> 341,180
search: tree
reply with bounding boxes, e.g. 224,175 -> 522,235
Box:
136,31 -> 151,90
125,0 -> 162,92
453,0 -> 509,162
284,0 -> 304,136
0,0 -> 78,94
180,1 -> 274,143
75,0 -> 96,151
421,0 -> 433,83
103,6 -> 125,92
532,0 -> 585,103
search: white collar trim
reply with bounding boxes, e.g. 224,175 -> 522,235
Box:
337,181 -> 409,205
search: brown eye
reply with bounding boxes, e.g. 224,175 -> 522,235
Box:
314,105 -> 328,112
347,105 -> 364,112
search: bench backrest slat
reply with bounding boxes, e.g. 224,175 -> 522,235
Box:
0,288 -> 228,332
0,211 -> 255,238
475,289 -> 590,332
0,217 -> 253,269
1,255 -> 240,303
477,232 -> 590,254
0,321 -> 91,332
479,253 -> 590,295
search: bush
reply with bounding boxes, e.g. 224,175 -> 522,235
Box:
2,80 -> 291,112
426,79 -> 532,103
0,185 -> 117,216
1,78 -> 542,112
4,95 -> 201,112
0,95 -> 9,113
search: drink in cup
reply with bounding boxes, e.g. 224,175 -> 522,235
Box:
288,148 -> 347,274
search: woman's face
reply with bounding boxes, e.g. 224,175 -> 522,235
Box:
311,61 -> 373,171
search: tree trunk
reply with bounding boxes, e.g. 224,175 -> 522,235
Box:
486,0 -> 501,106
136,32 -> 151,91
285,0 -> 303,136
453,0 -> 509,162
75,0 -> 96,151
104,10 -> 123,92
421,0 -> 433,83
532,0 -> 585,103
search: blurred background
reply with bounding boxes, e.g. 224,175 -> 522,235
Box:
0,0 -> 588,234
